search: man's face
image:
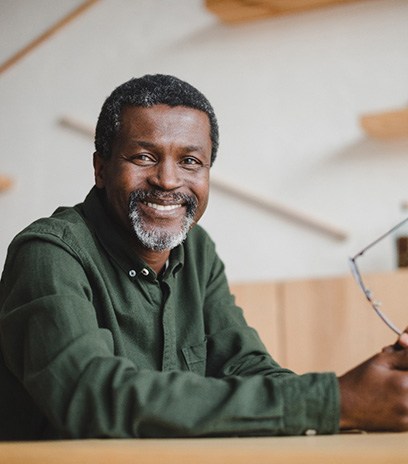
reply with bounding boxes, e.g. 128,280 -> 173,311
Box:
94,104 -> 212,251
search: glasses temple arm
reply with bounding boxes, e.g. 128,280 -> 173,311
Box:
353,217 -> 408,259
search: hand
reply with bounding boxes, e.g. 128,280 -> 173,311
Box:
338,346 -> 408,432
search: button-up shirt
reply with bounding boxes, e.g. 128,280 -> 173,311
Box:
0,187 -> 339,440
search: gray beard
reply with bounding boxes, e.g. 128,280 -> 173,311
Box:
128,190 -> 198,252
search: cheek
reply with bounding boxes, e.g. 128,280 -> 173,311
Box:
193,179 -> 210,217
109,168 -> 144,198
104,176 -> 135,214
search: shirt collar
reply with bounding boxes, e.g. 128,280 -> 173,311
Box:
80,187 -> 184,281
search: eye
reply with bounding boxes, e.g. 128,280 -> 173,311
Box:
127,153 -> 156,166
181,156 -> 202,169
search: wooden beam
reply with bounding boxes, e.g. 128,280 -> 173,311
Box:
211,175 -> 347,241
59,115 -> 95,139
205,0 -> 274,23
60,115 -> 348,241
0,175 -> 13,192
360,108 -> 408,139
0,0 -> 101,75
205,0 -> 365,23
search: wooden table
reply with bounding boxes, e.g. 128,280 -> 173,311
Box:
1,433 -> 407,464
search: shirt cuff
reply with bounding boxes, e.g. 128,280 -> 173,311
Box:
280,372 -> 340,435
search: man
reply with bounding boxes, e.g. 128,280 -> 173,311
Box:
1,74 -> 408,440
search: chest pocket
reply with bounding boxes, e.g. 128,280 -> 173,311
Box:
182,340 -> 207,376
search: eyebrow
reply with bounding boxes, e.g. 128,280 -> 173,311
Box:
130,140 -> 156,150
129,139 -> 206,154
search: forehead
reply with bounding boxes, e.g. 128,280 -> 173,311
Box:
118,104 -> 211,145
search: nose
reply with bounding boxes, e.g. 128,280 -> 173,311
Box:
148,159 -> 182,191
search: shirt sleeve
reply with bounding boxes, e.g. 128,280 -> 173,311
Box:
200,238 -> 340,436
0,232 -> 339,439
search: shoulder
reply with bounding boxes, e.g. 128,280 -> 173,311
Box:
9,203 -> 92,259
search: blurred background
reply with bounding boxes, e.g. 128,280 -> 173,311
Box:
1,0 -> 408,283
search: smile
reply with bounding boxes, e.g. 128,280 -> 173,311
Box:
145,202 -> 182,212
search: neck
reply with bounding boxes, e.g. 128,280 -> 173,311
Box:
101,194 -> 172,275
133,240 -> 171,275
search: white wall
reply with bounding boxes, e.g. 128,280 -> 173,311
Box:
1,0 -> 408,283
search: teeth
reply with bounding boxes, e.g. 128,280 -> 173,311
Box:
146,202 -> 182,211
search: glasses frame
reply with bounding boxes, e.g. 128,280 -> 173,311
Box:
349,217 -> 408,336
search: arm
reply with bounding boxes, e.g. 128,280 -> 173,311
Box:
202,245 -> 293,379
0,233 -> 338,439
200,238 -> 408,434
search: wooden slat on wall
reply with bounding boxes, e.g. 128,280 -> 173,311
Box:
231,281 -> 284,363
231,269 -> 408,375
281,270 -> 408,374
205,0 -> 365,23
0,175 -> 12,192
0,0 -> 100,75
360,108 -> 408,139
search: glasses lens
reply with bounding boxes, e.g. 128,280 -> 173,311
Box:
350,227 -> 406,335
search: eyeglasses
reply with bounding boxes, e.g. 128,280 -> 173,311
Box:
349,217 -> 408,336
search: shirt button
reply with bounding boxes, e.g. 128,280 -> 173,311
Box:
129,270 -> 136,278
304,429 -> 317,436
141,268 -> 149,276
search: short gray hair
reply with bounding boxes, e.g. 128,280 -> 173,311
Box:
95,74 -> 219,165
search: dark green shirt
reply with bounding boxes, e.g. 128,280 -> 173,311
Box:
0,187 -> 339,440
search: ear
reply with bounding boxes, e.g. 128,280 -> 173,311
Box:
93,152 -> 107,188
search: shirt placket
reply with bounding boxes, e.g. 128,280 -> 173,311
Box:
160,280 -> 177,371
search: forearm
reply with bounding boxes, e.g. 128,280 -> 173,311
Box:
1,294 -> 339,439
1,233 -> 340,438
21,351 -> 339,438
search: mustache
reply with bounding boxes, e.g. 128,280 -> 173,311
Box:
128,189 -> 198,215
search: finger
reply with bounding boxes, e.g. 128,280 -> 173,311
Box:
395,332 -> 408,350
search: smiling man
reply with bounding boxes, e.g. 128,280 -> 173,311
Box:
2,75 -> 408,440
94,103 -> 211,272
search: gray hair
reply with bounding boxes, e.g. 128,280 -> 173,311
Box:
95,74 -> 219,165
